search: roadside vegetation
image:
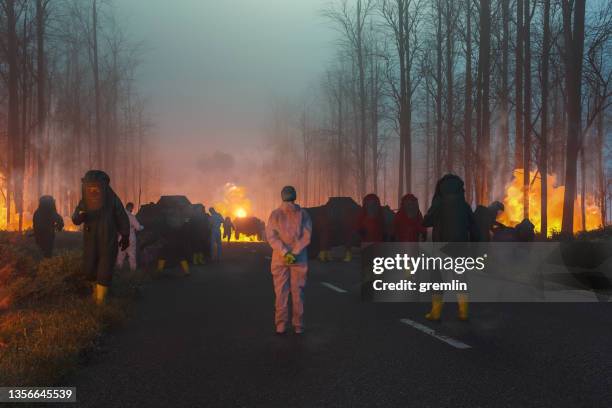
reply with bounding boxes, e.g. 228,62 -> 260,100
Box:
0,232 -> 138,386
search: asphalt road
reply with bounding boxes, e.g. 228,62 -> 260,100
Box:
64,243 -> 612,408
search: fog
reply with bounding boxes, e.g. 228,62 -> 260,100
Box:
2,0 -> 608,232
117,0 -> 336,208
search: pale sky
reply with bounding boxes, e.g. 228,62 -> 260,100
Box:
116,0 -> 336,202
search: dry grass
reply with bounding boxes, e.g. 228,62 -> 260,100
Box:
0,233 -> 135,386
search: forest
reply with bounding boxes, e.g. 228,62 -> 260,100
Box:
0,0 -> 160,231
259,0 -> 612,237
1,0 -> 611,238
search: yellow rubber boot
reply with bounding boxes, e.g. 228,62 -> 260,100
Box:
343,250 -> 352,262
94,284 -> 109,306
425,295 -> 443,321
198,253 -> 205,265
180,260 -> 190,275
157,259 -> 166,272
192,254 -> 199,265
457,294 -> 469,321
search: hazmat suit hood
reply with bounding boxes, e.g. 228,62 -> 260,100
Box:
80,170 -> 113,213
435,174 -> 465,197
362,194 -> 383,217
38,195 -> 58,215
281,186 -> 297,202
83,169 -> 110,184
362,193 -> 381,208
399,193 -> 421,219
424,174 -> 478,242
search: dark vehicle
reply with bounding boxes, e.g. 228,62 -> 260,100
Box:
136,196 -> 203,268
305,197 -> 360,259
233,216 -> 265,241
304,197 -> 396,259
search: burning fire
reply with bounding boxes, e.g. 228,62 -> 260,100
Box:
0,197 -> 33,231
1,189 -> 78,232
214,183 -> 260,242
213,183 -> 252,219
498,169 -> 602,237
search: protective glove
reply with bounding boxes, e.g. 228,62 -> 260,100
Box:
284,252 -> 296,265
119,235 -> 130,251
72,211 -> 87,225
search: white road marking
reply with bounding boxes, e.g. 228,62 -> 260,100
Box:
320,282 -> 347,293
399,318 -> 472,349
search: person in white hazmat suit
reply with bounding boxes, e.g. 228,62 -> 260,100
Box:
209,207 -> 224,261
266,186 -> 312,335
116,202 -> 144,271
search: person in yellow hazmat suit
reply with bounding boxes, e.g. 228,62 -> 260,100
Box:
266,186 -> 312,335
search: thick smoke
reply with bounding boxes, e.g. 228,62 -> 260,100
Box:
196,151 -> 236,174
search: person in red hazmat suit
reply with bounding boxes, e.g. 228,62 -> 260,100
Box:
355,194 -> 386,244
266,186 -> 312,335
393,193 -> 427,242
116,202 -> 144,271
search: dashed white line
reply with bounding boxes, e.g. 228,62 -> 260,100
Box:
320,282 -> 347,293
399,318 -> 472,349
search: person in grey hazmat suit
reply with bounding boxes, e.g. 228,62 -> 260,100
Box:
266,186 -> 312,335
116,202 -> 144,271
209,207 -> 224,260
72,170 -> 130,305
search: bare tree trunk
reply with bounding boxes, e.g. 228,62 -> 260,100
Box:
464,0 -> 473,204
20,10 -> 29,231
580,145 -> 586,231
523,0 -> 531,221
391,0 -> 409,203
370,49 -> 380,194
561,0 -> 586,235
540,0 -> 551,237
6,0 -> 21,230
475,56 -> 482,203
477,0 -> 491,204
551,80 -> 561,178
337,79 -> 344,197
405,59 -> 412,195
596,92 -> 605,227
500,0 -> 510,184
356,2 -> 368,198
425,82 -> 432,206
515,0 -> 524,171
36,0 -> 46,200
435,0 -> 443,180
398,135 -> 404,204
92,0 -> 102,169
445,0 -> 454,172
300,109 -> 310,206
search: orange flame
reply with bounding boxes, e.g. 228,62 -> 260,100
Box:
214,183 -> 260,242
498,169 -> 602,237
0,199 -> 33,231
